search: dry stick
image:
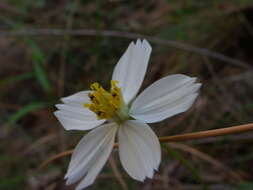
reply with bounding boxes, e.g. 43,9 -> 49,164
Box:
169,143 -> 242,182
39,123 -> 253,169
159,123 -> 253,143
0,29 -> 251,69
109,156 -> 128,190
39,150 -> 73,170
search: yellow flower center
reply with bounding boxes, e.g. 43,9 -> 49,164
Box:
84,80 -> 129,123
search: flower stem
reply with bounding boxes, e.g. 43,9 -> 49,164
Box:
159,123 -> 253,143
39,122 -> 253,169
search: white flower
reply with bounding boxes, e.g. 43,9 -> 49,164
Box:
54,39 -> 201,190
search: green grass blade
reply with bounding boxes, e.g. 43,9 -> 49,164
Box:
0,72 -> 34,89
26,39 -> 52,94
6,102 -> 51,125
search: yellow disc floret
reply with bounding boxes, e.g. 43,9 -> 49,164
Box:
84,80 -> 129,123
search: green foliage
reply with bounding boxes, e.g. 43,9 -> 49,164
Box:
0,175 -> 25,190
0,72 -> 34,89
8,0 -> 45,11
0,154 -> 26,190
26,39 -> 52,94
235,182 -> 253,190
6,102 -> 51,125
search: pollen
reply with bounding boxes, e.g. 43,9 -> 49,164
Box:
84,80 -> 127,121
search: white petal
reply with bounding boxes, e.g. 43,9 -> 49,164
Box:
130,74 -> 201,123
61,90 -> 92,107
118,120 -> 161,181
65,123 -> 118,189
54,90 -> 105,130
54,110 -> 104,131
112,39 -> 152,104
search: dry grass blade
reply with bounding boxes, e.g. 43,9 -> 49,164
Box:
109,155 -> 128,190
23,134 -> 56,155
38,150 -> 73,170
169,143 -> 242,182
0,29 -> 251,69
38,123 -> 253,170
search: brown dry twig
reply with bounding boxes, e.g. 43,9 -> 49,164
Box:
109,156 -> 128,190
0,29 -> 251,69
169,143 -> 242,182
38,123 -> 253,169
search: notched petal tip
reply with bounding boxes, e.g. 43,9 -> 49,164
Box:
142,39 -> 152,50
134,38 -> 152,53
136,38 -> 141,44
65,123 -> 117,189
55,104 -> 63,110
195,83 -> 202,90
130,74 -> 202,123
112,39 -> 152,104
118,121 -> 161,181
53,110 -> 60,118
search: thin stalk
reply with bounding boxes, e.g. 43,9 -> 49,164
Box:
39,123 -> 253,169
159,123 -> 253,143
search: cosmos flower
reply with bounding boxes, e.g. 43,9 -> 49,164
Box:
54,39 -> 201,190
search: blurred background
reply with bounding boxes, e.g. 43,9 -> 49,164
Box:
0,0 -> 253,189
